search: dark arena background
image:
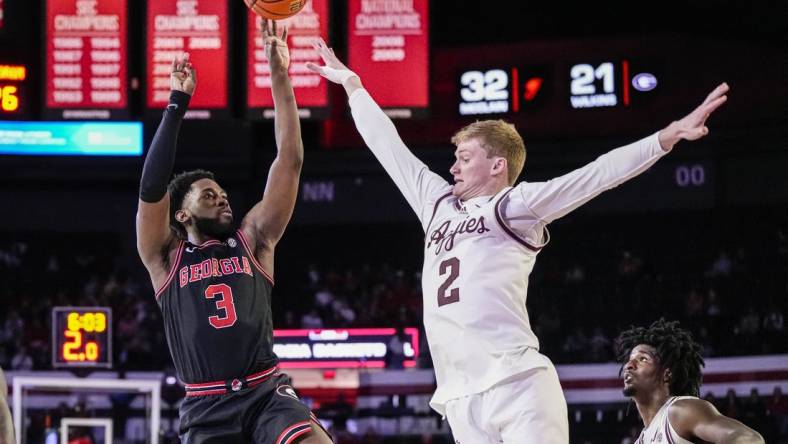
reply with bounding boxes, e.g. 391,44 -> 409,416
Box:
1,0 -> 787,443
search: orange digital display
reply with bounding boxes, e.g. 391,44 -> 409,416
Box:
0,64 -> 26,114
52,307 -> 112,368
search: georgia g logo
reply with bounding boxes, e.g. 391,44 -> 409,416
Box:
276,385 -> 300,401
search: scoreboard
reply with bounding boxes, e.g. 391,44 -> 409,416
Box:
458,60 -> 661,116
52,307 -> 112,368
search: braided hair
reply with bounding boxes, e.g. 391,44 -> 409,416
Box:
615,318 -> 705,397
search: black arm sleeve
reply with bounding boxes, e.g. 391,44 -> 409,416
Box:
139,91 -> 191,203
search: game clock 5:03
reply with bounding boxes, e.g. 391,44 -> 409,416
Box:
51,307 -> 112,368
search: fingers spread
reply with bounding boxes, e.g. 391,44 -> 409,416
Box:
305,62 -> 321,73
704,82 -> 730,105
705,95 -> 728,115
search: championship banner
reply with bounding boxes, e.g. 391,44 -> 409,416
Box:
347,0 -> 429,118
246,0 -> 329,119
146,0 -> 228,117
45,0 -> 128,119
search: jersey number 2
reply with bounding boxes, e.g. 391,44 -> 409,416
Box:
437,257 -> 460,306
205,283 -> 237,329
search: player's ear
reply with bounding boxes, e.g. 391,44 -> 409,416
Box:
175,209 -> 190,224
663,368 -> 672,384
491,157 -> 507,176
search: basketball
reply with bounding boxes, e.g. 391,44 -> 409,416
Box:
244,0 -> 307,20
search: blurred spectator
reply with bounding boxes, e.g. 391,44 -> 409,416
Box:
385,326 -> 408,369
10,345 -> 33,370
721,389 -> 742,419
301,309 -> 324,329
767,387 -> 788,439
706,250 -> 733,277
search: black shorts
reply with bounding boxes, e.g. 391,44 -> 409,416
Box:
179,371 -> 322,444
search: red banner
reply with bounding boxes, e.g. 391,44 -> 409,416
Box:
347,0 -> 429,113
0,0 -> 5,30
45,0 -> 128,115
146,0 -> 228,110
246,0 -> 329,119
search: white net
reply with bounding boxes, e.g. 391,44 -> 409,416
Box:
11,374 -> 162,444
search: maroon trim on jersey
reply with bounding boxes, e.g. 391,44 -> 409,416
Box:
154,240 -> 185,300
184,365 -> 278,396
236,230 -> 275,286
664,419 -> 676,444
494,188 -> 543,252
425,192 -> 453,235
276,421 -> 312,444
309,412 -> 330,437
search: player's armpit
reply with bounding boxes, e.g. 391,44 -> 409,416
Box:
136,197 -> 176,278
669,398 -> 764,443
241,153 -> 302,251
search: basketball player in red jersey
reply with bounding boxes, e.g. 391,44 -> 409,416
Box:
136,20 -> 332,443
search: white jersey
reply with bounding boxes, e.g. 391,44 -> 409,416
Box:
420,186 -> 549,411
637,396 -> 695,444
348,89 -> 667,414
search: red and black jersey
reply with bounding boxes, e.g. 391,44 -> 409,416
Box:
156,230 -> 276,384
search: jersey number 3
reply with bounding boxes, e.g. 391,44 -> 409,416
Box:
437,257 -> 460,307
205,283 -> 237,329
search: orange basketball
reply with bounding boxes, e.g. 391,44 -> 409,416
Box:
244,0 -> 307,20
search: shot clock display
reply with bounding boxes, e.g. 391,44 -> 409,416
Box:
0,64 -> 26,116
52,307 -> 112,368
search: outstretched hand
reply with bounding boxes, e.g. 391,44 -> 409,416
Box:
262,19 -> 290,71
659,83 -> 729,150
305,38 -> 359,86
171,52 -> 196,96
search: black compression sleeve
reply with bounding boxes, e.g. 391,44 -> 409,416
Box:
139,91 -> 191,203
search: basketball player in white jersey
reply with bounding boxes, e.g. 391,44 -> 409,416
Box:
307,39 -> 729,443
618,319 -> 764,443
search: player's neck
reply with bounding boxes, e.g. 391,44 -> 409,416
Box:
459,182 -> 507,202
634,390 -> 671,428
186,230 -> 218,246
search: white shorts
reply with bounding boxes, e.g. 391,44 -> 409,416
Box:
444,363 -> 568,444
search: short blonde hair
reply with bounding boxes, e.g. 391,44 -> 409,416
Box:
451,120 -> 526,185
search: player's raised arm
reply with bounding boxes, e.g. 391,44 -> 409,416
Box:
136,53 -> 195,282
507,83 -> 729,225
306,38 -> 451,227
241,20 -> 303,271
669,397 -> 764,443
